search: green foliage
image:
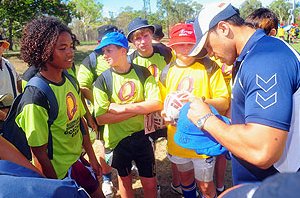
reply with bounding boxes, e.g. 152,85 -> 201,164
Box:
0,0 -> 77,50
268,0 -> 291,23
69,0 -> 103,42
239,0 -> 263,19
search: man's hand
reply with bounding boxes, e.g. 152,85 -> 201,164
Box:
187,97 -> 212,126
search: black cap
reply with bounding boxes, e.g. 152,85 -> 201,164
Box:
97,25 -> 118,41
153,24 -> 165,39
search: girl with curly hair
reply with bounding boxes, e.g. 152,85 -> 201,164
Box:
18,16 -> 104,198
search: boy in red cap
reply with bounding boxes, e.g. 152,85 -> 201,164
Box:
161,23 -> 229,198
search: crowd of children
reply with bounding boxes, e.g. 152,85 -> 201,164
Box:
0,3 -> 300,198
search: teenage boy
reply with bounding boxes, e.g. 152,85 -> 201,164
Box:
17,16 -> 103,198
161,23 -> 229,198
93,32 -> 162,197
0,35 -> 22,128
77,24 -> 120,197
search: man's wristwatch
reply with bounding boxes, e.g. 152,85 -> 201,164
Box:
196,113 -> 214,129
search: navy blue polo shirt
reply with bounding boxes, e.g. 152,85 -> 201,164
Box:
231,29 -> 300,185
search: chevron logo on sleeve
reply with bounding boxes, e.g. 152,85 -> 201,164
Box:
256,74 -> 277,92
255,74 -> 277,109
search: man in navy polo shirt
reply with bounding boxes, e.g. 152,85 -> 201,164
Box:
187,2 -> 300,185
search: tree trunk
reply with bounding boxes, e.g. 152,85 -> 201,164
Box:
8,19 -> 13,51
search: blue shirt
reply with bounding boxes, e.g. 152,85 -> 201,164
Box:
231,29 -> 300,185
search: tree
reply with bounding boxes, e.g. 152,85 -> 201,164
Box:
156,0 -> 202,37
239,0 -> 263,19
0,0 -> 77,50
269,0 -> 291,24
70,0 -> 103,42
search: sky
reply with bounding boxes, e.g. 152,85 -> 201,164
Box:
100,0 -> 278,17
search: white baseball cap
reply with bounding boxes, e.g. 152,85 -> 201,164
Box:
189,2 -> 238,57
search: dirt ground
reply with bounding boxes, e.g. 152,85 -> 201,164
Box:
6,45 -> 233,197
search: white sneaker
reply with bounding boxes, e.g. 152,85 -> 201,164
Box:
171,183 -> 183,195
102,181 -> 114,198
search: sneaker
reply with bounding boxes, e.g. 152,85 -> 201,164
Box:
102,181 -> 114,198
171,183 -> 183,195
157,184 -> 161,198
216,186 -> 226,196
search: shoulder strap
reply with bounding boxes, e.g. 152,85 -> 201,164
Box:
132,64 -> 147,86
159,61 -> 175,87
101,68 -> 113,102
5,63 -> 17,98
63,70 -> 79,93
89,52 -> 98,81
26,77 -> 58,159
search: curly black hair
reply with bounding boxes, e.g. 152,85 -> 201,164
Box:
20,16 -> 79,69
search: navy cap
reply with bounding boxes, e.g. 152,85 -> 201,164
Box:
127,17 -> 154,42
97,25 -> 118,41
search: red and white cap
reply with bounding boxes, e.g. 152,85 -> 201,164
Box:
168,23 -> 196,47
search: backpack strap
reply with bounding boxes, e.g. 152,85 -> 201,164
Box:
101,68 -> 113,102
159,61 -> 175,87
89,52 -> 98,81
5,63 -> 17,98
26,77 -> 58,160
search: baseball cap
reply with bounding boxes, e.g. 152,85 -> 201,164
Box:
97,25 -> 118,41
153,24 -> 165,39
127,17 -> 154,42
0,35 -> 10,49
174,102 -> 230,156
95,32 -> 129,52
168,23 -> 196,47
189,2 -> 238,57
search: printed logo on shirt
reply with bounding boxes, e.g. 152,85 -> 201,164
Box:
255,74 -> 277,109
147,64 -> 158,78
66,92 -> 77,120
177,76 -> 194,92
118,81 -> 136,102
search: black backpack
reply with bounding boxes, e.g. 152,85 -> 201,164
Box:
0,71 -> 79,160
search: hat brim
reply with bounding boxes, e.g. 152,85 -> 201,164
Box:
127,25 -> 155,42
0,40 -> 10,49
188,31 -> 208,58
167,41 -> 196,47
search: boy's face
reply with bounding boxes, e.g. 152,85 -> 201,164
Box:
48,31 -> 74,69
172,44 -> 196,64
131,29 -> 153,53
102,44 -> 124,67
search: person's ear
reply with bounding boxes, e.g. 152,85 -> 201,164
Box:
269,28 -> 277,36
216,21 -> 230,36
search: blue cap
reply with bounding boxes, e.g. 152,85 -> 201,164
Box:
95,32 -> 129,52
174,102 -> 230,156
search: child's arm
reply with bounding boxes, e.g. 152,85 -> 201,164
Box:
31,144 -> 57,178
108,100 -> 162,115
81,118 -> 102,177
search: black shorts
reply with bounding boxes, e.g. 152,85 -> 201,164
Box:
111,130 -> 156,178
147,128 -> 167,141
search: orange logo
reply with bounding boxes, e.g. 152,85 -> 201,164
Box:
118,81 -> 136,102
148,64 -> 158,78
66,92 -> 77,120
177,76 -> 194,92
